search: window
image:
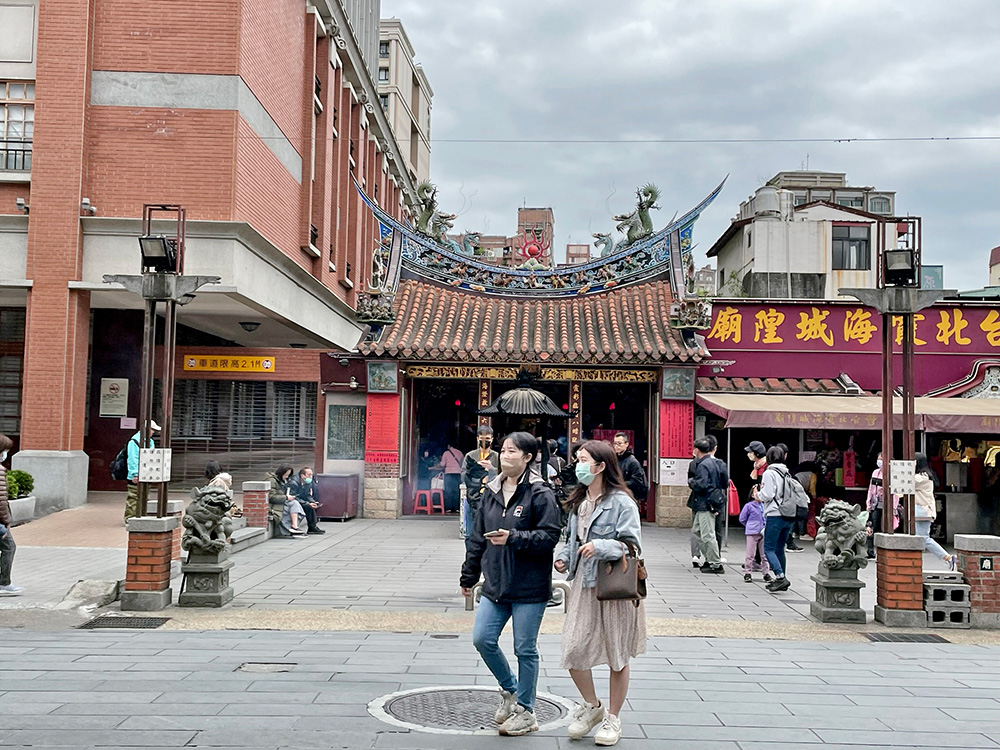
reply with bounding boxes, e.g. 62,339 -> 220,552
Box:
379,94 -> 388,111
832,225 -> 871,270
837,196 -> 863,208
378,68 -> 389,82
379,41 -> 389,58
868,196 -> 891,214
0,81 -> 34,170
793,193 -> 807,206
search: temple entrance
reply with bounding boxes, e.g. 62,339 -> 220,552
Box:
491,380 -> 571,459
582,381 -> 653,498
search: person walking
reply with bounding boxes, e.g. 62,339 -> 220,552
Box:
463,426 -> 499,538
705,434 -> 728,560
865,452 -> 897,558
774,443 -> 804,553
460,432 -> 561,737
758,446 -> 796,592
739,487 -> 772,584
688,437 -> 728,574
124,421 -> 160,523
289,467 -> 324,534
612,433 -> 648,506
0,433 -> 23,596
554,439 -> 645,746
914,452 -> 958,570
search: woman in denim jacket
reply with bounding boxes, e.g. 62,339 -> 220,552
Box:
553,440 -> 645,747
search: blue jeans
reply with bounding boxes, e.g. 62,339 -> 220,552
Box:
915,519 -> 949,560
472,596 -> 547,711
764,516 -> 795,577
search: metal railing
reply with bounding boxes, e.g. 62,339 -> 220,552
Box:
0,139 -> 31,171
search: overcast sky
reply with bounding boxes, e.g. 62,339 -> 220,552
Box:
380,0 -> 1000,290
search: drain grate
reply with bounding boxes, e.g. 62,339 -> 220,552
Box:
862,632 -> 950,643
236,663 -> 296,673
78,616 -> 170,630
370,687 -> 571,734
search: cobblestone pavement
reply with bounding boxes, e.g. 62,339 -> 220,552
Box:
0,628 -> 999,749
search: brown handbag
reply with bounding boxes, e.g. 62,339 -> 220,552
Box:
595,540 -> 648,606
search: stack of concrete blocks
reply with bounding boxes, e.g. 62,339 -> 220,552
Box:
922,572 -> 971,628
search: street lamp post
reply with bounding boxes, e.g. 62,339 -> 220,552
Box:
841,217 -> 953,531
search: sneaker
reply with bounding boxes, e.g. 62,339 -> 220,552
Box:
719,557 -> 728,564
766,577 -> 791,593
498,705 -> 538,736
594,713 -> 623,746
289,528 -> 307,536
567,701 -> 605,740
0,584 -> 24,596
763,573 -> 774,584
700,564 -> 725,574
494,689 -> 517,725
743,573 -> 752,583
691,556 -> 703,569
786,542 -> 804,552
307,528 -> 326,534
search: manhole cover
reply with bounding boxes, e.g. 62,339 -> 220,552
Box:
78,616 -> 170,630
862,632 -> 950,643
236,663 -> 296,673
369,686 -> 573,735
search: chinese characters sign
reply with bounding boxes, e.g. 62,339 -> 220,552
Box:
183,356 -> 275,372
708,304 -> 1000,354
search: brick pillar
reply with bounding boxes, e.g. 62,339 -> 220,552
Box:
242,481 -> 270,528
146,499 -> 185,562
874,533 -> 926,627
955,534 -> 1000,629
121,516 -> 179,611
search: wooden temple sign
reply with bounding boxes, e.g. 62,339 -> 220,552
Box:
404,365 -> 659,383
406,365 -> 519,380
540,369 -> 658,383
568,382 -> 582,443
478,380 -> 491,427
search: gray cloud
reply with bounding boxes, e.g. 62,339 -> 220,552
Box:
382,0 -> 1000,288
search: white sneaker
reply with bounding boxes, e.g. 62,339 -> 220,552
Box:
594,713 -> 622,746
567,701 -> 605,739
494,689 -> 517,725
498,705 -> 538,736
0,584 -> 24,596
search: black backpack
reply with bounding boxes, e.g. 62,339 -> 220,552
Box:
109,438 -> 138,481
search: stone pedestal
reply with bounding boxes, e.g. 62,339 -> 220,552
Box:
178,549 -> 234,608
874,532 -> 927,628
241,481 -> 270,528
811,563 -> 866,623
121,516 -> 178,611
955,534 -> 1000,629
12,450 -> 89,513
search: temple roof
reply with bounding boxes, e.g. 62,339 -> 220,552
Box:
361,279 -> 705,364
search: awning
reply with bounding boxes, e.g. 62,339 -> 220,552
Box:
696,393 -> 1000,433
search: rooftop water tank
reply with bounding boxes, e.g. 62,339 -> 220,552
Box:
754,185 -> 780,218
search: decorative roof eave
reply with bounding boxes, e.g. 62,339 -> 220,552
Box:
356,177 -> 726,298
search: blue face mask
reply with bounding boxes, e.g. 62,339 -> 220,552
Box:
304,477 -> 313,484
0,451 -> 7,462
575,462 -> 597,486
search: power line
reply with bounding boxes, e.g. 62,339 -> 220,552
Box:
427,135 -> 1000,144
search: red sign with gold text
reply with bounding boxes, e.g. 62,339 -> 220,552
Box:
365,394 -> 400,455
660,401 -> 694,458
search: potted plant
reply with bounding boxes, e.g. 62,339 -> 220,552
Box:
6,469 -> 35,525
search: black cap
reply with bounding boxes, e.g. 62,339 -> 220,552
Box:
744,440 -> 766,457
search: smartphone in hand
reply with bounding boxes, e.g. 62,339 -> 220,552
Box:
483,529 -> 506,538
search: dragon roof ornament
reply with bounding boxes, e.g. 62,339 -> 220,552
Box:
354,176 -> 726,299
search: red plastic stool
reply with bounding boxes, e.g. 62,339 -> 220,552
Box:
414,490 -> 446,515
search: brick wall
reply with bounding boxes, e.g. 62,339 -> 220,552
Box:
242,482 -> 270,528
93,0 -> 239,73
956,535 -> 1000,627
876,547 -> 924,611
168,346 -> 320,382
124,532 -> 173,592
0,184 -> 29,215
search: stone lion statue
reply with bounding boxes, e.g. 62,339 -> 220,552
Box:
814,499 -> 869,570
181,485 -> 235,555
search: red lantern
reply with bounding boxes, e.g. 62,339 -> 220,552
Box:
454,399 -> 462,407
609,402 -> 616,411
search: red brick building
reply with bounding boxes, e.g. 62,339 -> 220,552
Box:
0,0 -> 422,510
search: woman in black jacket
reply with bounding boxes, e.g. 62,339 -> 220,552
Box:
461,431 -> 561,737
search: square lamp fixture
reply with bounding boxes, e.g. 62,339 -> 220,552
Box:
138,235 -> 179,273
884,248 -> 917,287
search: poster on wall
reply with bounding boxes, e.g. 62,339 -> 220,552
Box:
367,361 -> 399,393
99,378 -> 129,417
661,368 -> 695,400
327,405 -> 366,460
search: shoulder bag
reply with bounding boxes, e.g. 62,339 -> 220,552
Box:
595,539 -> 648,607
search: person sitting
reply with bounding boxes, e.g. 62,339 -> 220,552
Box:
204,460 -> 241,516
289,467 -> 324,534
266,465 -> 305,537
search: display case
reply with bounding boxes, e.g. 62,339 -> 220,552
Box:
315,473 -> 359,521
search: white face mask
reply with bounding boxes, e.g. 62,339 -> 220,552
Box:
877,459 -> 883,469
0,450 -> 7,462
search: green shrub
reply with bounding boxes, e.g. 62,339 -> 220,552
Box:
6,469 -> 33,499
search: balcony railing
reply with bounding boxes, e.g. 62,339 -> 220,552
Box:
0,139 -> 31,171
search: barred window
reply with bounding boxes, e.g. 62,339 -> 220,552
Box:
0,81 -> 34,170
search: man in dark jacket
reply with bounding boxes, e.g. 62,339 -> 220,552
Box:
688,437 -> 729,574
462,426 -> 500,538
613,433 -> 648,503
288,467 -> 324,534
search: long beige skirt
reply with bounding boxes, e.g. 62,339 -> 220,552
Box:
560,572 -> 647,672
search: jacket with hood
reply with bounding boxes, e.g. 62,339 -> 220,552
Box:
617,450 -> 648,502
555,489 -> 642,588
460,469 -> 561,604
758,462 -> 790,518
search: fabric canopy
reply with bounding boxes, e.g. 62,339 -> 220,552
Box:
695,393 -> 1000,433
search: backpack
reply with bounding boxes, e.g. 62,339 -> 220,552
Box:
770,466 -> 811,518
109,438 -> 137,481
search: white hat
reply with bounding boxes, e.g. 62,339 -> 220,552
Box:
150,420 -> 161,432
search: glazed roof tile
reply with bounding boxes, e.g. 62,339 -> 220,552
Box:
362,279 -> 703,364
697,376 -> 861,395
